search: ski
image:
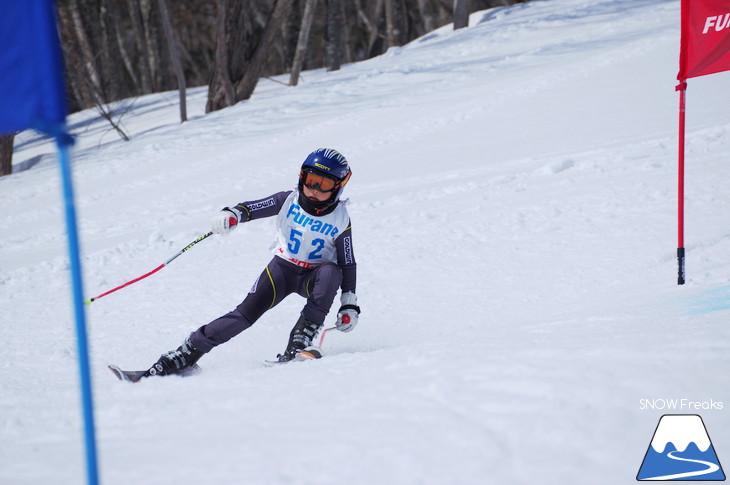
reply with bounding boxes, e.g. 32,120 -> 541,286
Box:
107,363 -> 201,382
108,365 -> 147,382
264,346 -> 324,366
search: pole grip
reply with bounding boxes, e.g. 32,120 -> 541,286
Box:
677,247 -> 685,285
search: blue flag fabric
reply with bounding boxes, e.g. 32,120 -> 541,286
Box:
0,0 -> 67,134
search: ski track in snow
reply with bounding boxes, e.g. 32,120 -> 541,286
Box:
2,1 -> 730,484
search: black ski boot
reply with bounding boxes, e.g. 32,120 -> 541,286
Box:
276,316 -> 322,362
146,337 -> 204,377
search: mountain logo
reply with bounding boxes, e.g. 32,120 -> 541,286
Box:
637,414 -> 725,481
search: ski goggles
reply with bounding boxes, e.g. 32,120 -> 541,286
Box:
301,169 -> 339,192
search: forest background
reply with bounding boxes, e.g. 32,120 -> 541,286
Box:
0,0 -> 528,175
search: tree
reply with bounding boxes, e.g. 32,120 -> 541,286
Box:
289,0 -> 319,86
207,0 -> 248,113
126,0 -> 155,94
384,0 -> 408,48
207,0 -> 294,112
64,0 -> 104,107
384,0 -> 397,48
157,0 -> 187,122
415,0 -> 440,34
140,0 -> 167,92
209,0 -> 236,106
453,0 -> 471,29
0,134 -> 14,177
233,0 -> 295,102
353,0 -> 385,58
49,0 -> 532,118
326,0 -> 344,71
57,0 -> 130,140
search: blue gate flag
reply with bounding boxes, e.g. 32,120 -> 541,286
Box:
0,0 -> 67,133
0,2 -> 99,485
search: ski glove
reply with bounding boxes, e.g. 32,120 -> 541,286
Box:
336,291 -> 360,333
211,207 -> 242,235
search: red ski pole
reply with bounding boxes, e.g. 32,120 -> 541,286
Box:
317,326 -> 337,347
85,231 -> 213,305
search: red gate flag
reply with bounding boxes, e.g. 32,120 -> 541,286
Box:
678,0 -> 730,80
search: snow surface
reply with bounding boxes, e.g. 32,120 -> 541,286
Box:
2,0 -> 730,484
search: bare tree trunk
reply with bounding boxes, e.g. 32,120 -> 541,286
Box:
157,0 -> 187,122
210,0 -> 236,107
57,4 -> 85,111
99,0 -> 121,102
394,0 -> 408,44
105,0 -> 138,95
234,0 -> 294,102
206,0 -> 249,113
227,0 -> 252,82
354,0 -> 383,58
140,0 -> 164,91
416,0 -> 438,33
326,0 -> 343,71
384,0 -> 407,47
67,0 -> 104,105
0,134 -> 14,177
453,0 -> 471,29
284,0 -> 301,72
289,0 -> 318,86
341,0 -> 352,63
127,0 -> 154,94
384,0 -> 396,48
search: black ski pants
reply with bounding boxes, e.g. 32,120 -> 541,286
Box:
189,257 -> 342,353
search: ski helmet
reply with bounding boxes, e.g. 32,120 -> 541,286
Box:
298,148 -> 352,215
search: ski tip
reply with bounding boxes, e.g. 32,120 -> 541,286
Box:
108,363 -> 200,381
84,298 -> 93,306
108,364 -> 146,383
107,364 -> 126,381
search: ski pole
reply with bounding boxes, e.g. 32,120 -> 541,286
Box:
85,231 -> 214,305
317,326 -> 337,347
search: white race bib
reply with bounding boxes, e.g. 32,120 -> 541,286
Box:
272,191 -> 350,268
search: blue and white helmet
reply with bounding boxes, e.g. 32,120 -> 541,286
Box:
298,148 -> 352,214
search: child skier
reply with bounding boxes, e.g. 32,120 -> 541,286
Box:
143,148 -> 359,377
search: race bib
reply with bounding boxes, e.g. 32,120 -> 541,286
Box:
273,191 -> 350,268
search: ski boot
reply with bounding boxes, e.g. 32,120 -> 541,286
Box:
276,316 -> 323,362
146,337 -> 204,377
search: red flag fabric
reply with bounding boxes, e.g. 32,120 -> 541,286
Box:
678,0 -> 730,79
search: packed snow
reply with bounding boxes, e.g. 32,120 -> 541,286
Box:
2,0 -> 730,484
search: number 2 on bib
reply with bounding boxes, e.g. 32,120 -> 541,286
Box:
288,228 -> 325,260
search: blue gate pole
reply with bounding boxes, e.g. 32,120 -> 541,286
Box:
56,133 -> 100,485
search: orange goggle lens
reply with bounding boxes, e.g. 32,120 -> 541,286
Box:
303,171 -> 337,192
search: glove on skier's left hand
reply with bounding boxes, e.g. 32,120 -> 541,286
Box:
336,291 -> 360,333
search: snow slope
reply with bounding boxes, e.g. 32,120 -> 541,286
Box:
2,0 -> 730,484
